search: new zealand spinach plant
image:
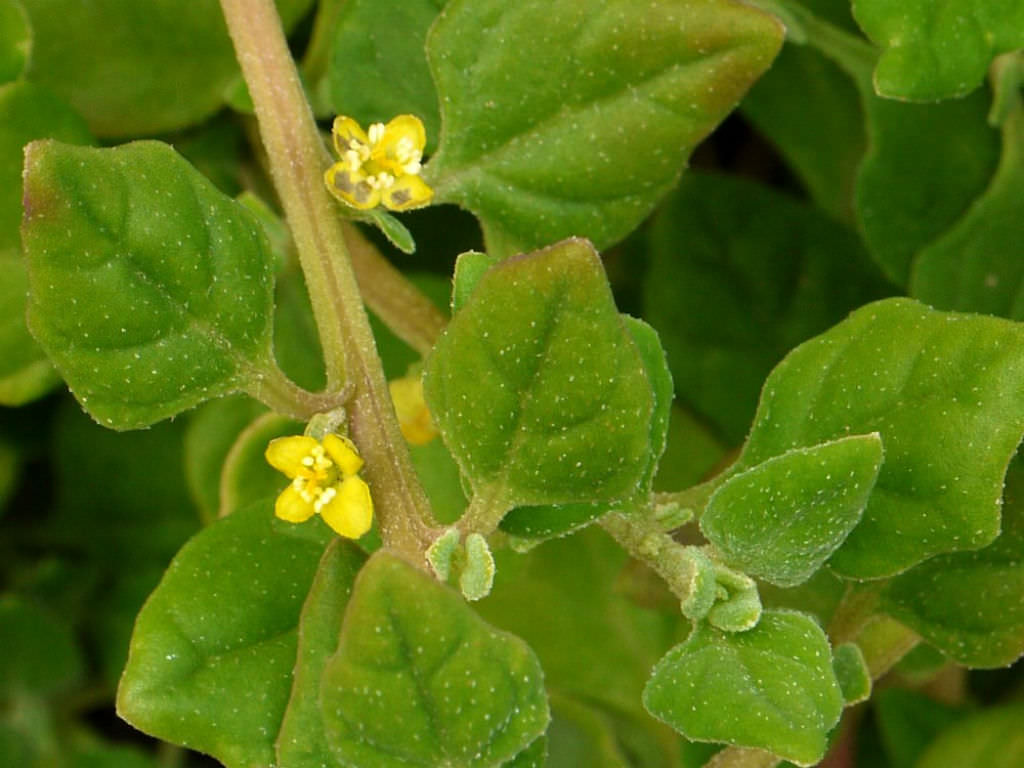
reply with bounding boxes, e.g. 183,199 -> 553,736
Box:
2,0 -> 1022,766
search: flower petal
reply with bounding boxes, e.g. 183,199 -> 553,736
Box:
382,174 -> 433,211
389,376 -> 438,445
324,165 -> 380,210
320,476 -> 373,539
275,484 -> 316,523
381,114 -> 426,154
332,115 -> 369,156
322,433 -> 364,476
265,435 -> 319,477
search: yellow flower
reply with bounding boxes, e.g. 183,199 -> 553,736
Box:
324,114 -> 433,211
389,374 -> 438,445
264,433 -> 373,539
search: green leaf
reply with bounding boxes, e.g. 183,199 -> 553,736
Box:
19,0 -> 315,136
0,82 -> 91,405
426,0 -> 783,253
741,43 -> 866,223
831,642 -> 870,705
424,239 -> 655,513
873,688 -> 964,768
855,86 -> 999,286
915,702 -> 1024,768
276,540 -> 366,768
0,595 -> 84,696
410,438 -> 469,525
117,500 -> 332,768
702,434 -> 884,587
0,0 -> 30,84
219,411 -> 304,516
452,250 -> 502,314
22,140 -> 279,429
504,736 -> 546,768
274,267 -> 328,392
643,172 -> 892,443
643,610 -> 843,766
738,298 -> 1024,579
326,0 -> 445,155
881,459 -> 1024,668
851,0 -> 1024,101
910,99 -> 1024,320
320,550 -> 549,768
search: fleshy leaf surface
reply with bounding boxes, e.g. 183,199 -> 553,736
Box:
852,0 -> 1024,100
426,0 -> 783,253
644,172 -> 892,443
702,433 -> 884,587
21,140 -> 279,429
19,0 -> 314,136
276,540 -> 366,768
881,459 -> 1024,668
117,501 -> 332,768
424,239 -> 654,511
643,610 -> 843,766
320,551 -> 549,768
737,298 -> 1024,579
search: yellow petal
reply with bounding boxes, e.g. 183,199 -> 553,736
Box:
389,376 -> 438,445
275,484 -> 317,523
332,115 -> 369,156
322,433 -> 364,476
320,476 -> 373,539
382,174 -> 433,211
324,165 -> 380,210
380,114 -> 426,154
265,435 -> 319,477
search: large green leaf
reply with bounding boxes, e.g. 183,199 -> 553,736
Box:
426,0 -> 783,254
643,610 -> 843,766
326,0 -> 445,155
910,95 -> 1023,320
276,540 -> 366,768
702,433 -> 884,587
320,551 -> 549,768
19,0 -> 315,137
736,298 -> 1024,579
852,0 -> 1024,100
117,501 -> 332,768
643,172 -> 892,443
424,239 -> 655,516
21,140 -> 279,429
881,459 -> 1024,668
0,82 -> 91,405
915,702 -> 1024,768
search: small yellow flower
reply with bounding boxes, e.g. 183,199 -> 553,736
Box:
264,433 -> 373,539
324,114 -> 433,212
389,374 -> 438,445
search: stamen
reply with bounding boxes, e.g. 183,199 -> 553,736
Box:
368,123 -> 386,145
314,486 -> 337,513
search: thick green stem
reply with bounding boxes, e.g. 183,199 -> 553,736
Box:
244,361 -> 348,420
220,0 -> 439,562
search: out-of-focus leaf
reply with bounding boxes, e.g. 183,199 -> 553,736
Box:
873,688 -> 964,768
0,0 -> 30,84
0,595 -> 83,696
914,702 -> 1024,768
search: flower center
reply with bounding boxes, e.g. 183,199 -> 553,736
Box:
292,445 -> 340,510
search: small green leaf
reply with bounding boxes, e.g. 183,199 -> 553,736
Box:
915,702 -> 1024,768
738,298 -> 1024,579
320,551 -> 549,768
0,0 -> 30,84
702,434 -> 884,587
852,0 -> 1024,100
117,501 -> 332,768
326,0 -> 445,155
22,140 -> 279,429
452,250 -> 501,314
831,642 -> 871,705
276,540 -> 366,768
643,610 -> 843,766
219,412 -> 303,516
881,459 -> 1024,668
855,86 -> 999,286
424,239 -> 654,513
910,98 -> 1024,320
426,0 -> 783,253
19,0 -> 315,136
644,172 -> 892,443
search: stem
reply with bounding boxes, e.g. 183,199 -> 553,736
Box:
456,482 -> 513,537
220,0 -> 439,561
343,221 -> 448,355
244,361 -> 349,420
827,583 -> 883,645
